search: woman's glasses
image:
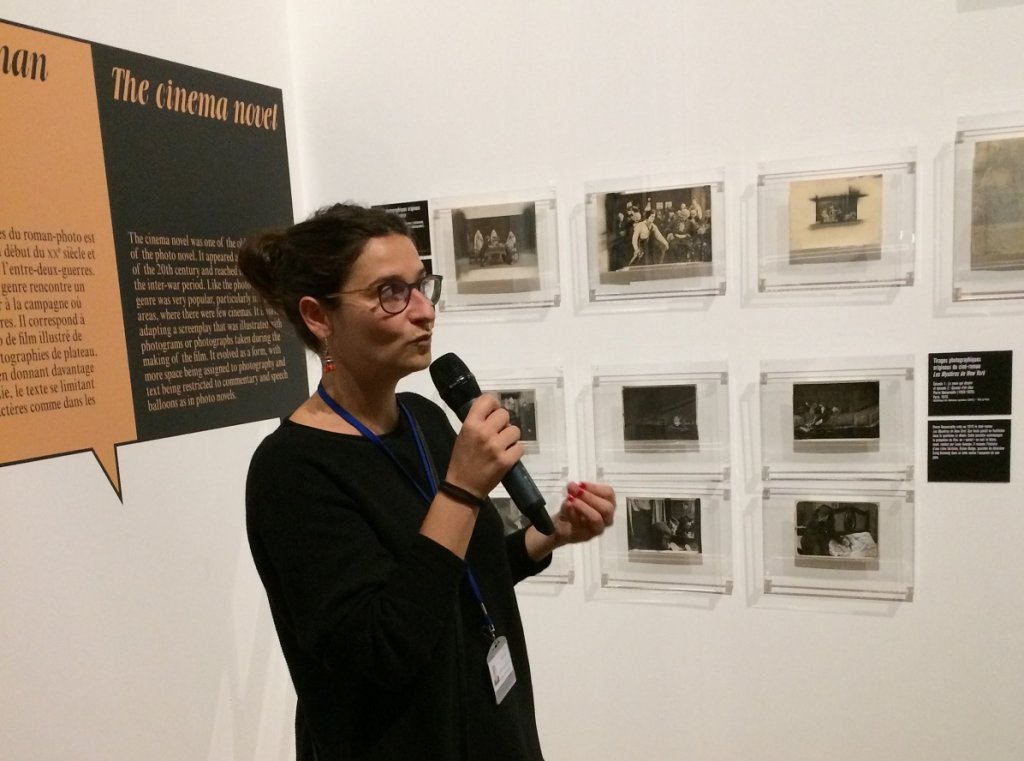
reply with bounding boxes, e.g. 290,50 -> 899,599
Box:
325,273 -> 443,315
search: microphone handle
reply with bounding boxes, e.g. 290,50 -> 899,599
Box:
451,399 -> 555,536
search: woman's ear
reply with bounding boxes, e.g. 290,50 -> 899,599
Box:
298,296 -> 332,341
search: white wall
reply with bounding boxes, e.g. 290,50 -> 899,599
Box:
3,1 -> 1024,760
286,2 -> 1024,760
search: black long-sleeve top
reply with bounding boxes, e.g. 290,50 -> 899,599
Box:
246,392 -> 550,760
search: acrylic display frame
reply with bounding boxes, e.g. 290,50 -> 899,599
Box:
431,188 -> 560,312
761,484 -> 914,602
760,356 -> 914,481
590,362 -> 731,481
435,366 -> 569,481
757,150 -> 916,293
490,478 -> 574,585
582,170 -> 727,303
589,481 -> 732,598
952,114 -> 1024,302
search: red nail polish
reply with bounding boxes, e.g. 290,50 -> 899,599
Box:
579,482 -> 588,492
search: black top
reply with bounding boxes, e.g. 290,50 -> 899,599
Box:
246,392 -> 550,760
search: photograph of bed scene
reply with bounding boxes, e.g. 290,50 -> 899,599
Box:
792,380 -> 880,441
795,501 -> 879,559
595,184 -> 713,282
627,497 -> 702,554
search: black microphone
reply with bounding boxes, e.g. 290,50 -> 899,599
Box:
430,353 -> 555,535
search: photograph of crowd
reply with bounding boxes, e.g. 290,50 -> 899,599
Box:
622,384 -> 699,445
788,174 -> 883,264
627,497 -> 702,554
792,380 -> 880,441
795,500 -> 879,560
598,184 -> 713,276
970,135 -> 1024,271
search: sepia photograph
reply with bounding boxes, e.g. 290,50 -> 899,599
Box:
788,174 -> 883,264
494,389 -> 538,443
593,184 -> 713,284
627,497 -> 702,554
622,384 -> 698,449
450,201 -> 541,294
792,380 -> 880,441
970,135 -> 1024,271
795,500 -> 879,560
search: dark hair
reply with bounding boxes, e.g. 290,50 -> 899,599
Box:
237,203 -> 411,352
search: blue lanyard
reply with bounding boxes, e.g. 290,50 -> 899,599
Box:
317,382 -> 498,640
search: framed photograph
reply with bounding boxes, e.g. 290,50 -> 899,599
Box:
496,388 -> 538,450
622,384 -> 699,450
591,362 -> 729,480
626,497 -> 701,555
492,479 -> 574,585
757,150 -> 916,294
431,189 -> 560,312
589,483 -> 731,598
761,486 -> 912,601
795,500 -> 879,562
435,367 -> 567,480
792,380 -> 880,442
584,171 -> 726,303
760,356 -> 914,481
788,174 -> 883,264
952,117 -> 1024,301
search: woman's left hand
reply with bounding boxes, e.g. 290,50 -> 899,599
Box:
552,481 -> 616,546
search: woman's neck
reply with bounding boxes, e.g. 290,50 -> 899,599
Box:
318,370 -> 400,433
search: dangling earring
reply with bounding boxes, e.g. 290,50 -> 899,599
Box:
322,342 -> 336,374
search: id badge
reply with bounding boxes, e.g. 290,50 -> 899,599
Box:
486,635 -> 517,705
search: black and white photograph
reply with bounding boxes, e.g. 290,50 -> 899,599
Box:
491,497 -> 530,535
627,497 -> 702,554
449,201 -> 540,294
792,380 -> 880,441
788,174 -> 883,264
494,389 -> 538,443
593,184 -> 713,283
622,384 -> 699,448
970,135 -> 1024,271
795,501 -> 879,560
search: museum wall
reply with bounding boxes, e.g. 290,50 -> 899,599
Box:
1,1 -> 1023,761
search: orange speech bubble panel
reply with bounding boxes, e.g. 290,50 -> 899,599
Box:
0,23 -> 136,494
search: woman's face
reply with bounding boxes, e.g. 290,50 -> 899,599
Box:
325,234 -> 435,384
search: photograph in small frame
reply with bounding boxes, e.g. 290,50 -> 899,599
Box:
788,174 -> 883,264
495,389 -> 538,448
450,201 -> 540,294
491,497 -> 530,535
627,497 -> 701,554
795,500 -> 879,561
595,184 -> 713,283
970,136 -> 1024,271
622,384 -> 698,450
792,381 -> 880,441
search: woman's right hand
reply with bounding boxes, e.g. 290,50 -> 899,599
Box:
444,394 -> 522,499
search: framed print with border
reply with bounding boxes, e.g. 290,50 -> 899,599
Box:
583,170 -> 726,303
952,114 -> 1024,301
590,361 -> 730,481
760,355 -> 914,481
431,188 -> 560,312
587,482 -> 732,598
761,484 -> 914,602
757,149 -> 916,293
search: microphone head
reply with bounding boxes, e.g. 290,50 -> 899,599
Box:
430,352 -> 480,414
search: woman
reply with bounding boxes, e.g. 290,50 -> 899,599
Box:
238,203 -> 615,760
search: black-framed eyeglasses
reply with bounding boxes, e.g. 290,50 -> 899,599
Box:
324,273 -> 443,315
